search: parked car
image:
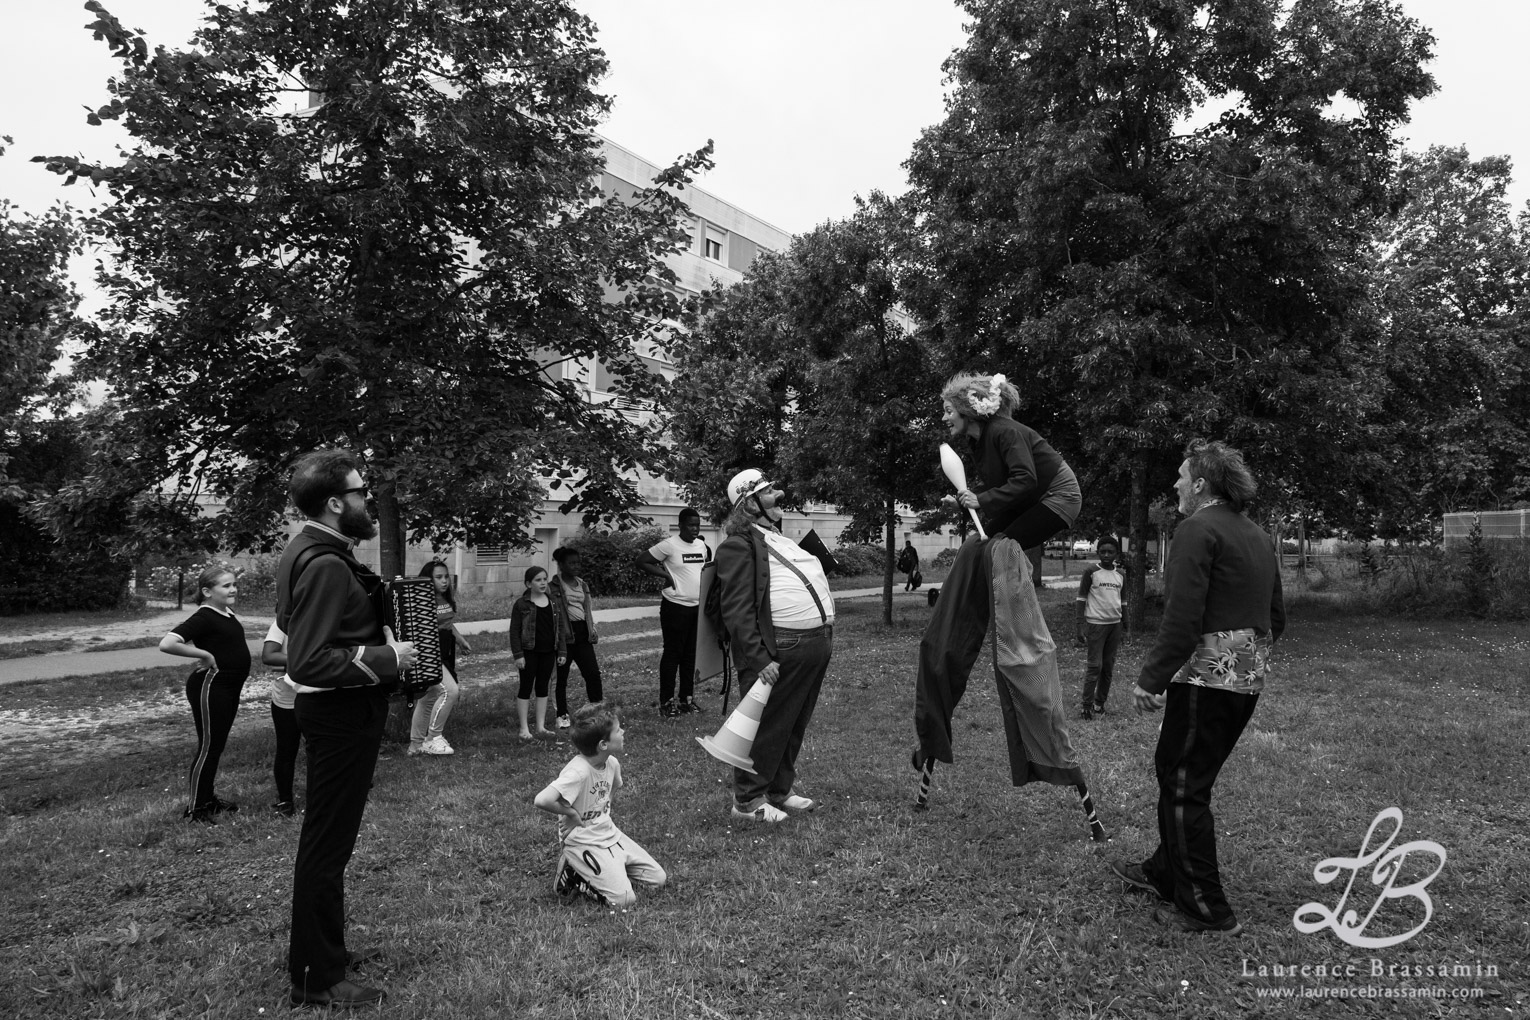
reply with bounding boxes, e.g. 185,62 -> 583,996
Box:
1070,538 -> 1095,556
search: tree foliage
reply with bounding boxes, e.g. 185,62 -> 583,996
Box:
902,0 -> 1437,618
35,0 -> 710,572
1368,145 -> 1530,534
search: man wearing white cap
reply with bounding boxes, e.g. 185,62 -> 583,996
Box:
714,469 -> 834,823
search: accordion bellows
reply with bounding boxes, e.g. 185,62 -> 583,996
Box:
383,577 -> 444,699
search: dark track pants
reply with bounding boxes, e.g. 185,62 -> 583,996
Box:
1141,683 -> 1259,926
186,667 -> 246,811
271,703 -> 302,806
288,688 -> 388,990
555,620 -> 604,715
659,599 -> 698,705
733,625 -> 831,807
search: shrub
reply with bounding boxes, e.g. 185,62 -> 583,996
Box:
564,527 -> 670,597
933,548 -> 959,569
1342,540 -> 1530,621
830,544 -> 886,577
0,553 -> 132,614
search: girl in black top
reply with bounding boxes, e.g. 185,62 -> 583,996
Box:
159,565 -> 252,822
510,566 -> 566,740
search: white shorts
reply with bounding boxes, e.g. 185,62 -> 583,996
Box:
556,837 -> 666,908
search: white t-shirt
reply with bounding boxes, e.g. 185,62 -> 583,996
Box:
549,755 -> 624,848
758,528 -> 835,628
647,535 -> 710,606
263,621 -> 301,709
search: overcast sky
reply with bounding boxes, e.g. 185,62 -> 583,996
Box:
4,0 -> 1527,238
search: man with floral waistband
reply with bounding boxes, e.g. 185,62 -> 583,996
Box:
1110,439 -> 1285,936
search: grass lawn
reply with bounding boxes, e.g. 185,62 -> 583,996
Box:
0,593 -> 1524,1018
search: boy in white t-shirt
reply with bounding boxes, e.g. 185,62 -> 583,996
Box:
1075,537 -> 1127,719
533,704 -> 666,908
634,508 -> 711,717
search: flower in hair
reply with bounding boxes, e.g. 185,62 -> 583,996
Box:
968,374 -> 1004,417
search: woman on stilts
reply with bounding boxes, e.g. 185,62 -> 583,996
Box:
911,372 -> 1107,841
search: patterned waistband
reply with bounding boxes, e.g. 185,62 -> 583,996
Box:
1171,628 -> 1271,695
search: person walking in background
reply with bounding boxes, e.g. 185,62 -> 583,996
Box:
1111,439 -> 1285,936
898,540 -> 922,591
277,449 -> 415,1008
715,469 -> 831,824
550,546 -> 603,730
635,507 -> 710,717
407,560 -> 469,757
260,622 -> 302,817
1076,536 -> 1127,719
158,564 -> 252,823
510,566 -> 567,740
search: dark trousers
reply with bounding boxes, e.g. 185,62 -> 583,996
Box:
733,626 -> 831,806
555,620 -> 604,715
186,668 -> 246,811
517,650 -> 556,698
1082,621 -> 1122,708
659,599 -> 699,705
1142,683 -> 1259,925
1000,504 -> 1070,551
288,688 -> 388,990
271,703 -> 302,805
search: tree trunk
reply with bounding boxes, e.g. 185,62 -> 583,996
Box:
375,481 -> 407,579
883,496 -> 895,626
1128,453 -> 1149,631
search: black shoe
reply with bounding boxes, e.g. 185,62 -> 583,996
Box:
289,978 -> 386,1007
1153,903 -> 1243,935
211,797 -> 239,815
660,700 -> 682,718
1092,703 -> 1106,715
272,801 -> 296,818
1081,707 -> 1095,720
183,806 -> 218,824
1110,859 -> 1168,900
554,862 -> 594,899
679,698 -> 702,714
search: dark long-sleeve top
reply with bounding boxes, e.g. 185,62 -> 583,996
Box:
1138,504 -> 1286,694
715,526 -> 777,680
970,416 -> 1072,534
509,594 -> 569,657
275,523 -> 400,691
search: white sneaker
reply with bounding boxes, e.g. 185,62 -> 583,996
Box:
731,801 -> 788,824
775,793 -> 816,812
557,715 -> 571,729
422,736 -> 455,756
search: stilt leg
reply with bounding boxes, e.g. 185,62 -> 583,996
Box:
914,758 -> 936,811
1076,782 -> 1109,842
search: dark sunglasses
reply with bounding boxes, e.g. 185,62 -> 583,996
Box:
335,484 -> 371,499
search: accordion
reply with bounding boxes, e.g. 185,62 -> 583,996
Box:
381,576 -> 443,704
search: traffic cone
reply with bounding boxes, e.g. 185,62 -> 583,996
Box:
697,677 -> 773,774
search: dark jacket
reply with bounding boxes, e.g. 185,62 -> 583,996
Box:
715,526 -> 780,680
1138,504 -> 1286,694
275,523 -> 400,690
971,416 -> 1070,534
509,594 -> 569,658
548,574 -> 598,643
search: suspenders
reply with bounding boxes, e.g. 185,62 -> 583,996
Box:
763,542 -> 829,625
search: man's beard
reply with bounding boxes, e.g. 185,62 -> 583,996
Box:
339,501 -> 378,541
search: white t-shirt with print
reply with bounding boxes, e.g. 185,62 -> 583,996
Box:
550,755 -> 625,848
647,535 -> 709,606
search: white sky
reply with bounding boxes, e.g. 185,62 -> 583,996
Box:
3,0 -> 1527,240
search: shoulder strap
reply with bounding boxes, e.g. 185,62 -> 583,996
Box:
763,540 -> 828,624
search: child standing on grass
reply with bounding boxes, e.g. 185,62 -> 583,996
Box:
158,564 -> 252,823
260,621 -> 302,817
534,704 -> 666,908
1076,537 -> 1127,719
408,560 -> 471,757
511,566 -> 567,739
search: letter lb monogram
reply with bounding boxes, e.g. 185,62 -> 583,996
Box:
1293,807 -> 1446,948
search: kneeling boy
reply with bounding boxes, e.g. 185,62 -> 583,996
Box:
534,704 -> 666,907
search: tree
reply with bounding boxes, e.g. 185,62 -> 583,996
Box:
0,137 -> 82,494
667,197 -> 947,623
1369,145 -> 1530,534
903,0 -> 1436,624
35,0 -> 711,573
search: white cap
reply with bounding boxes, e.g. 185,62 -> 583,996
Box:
727,468 -> 772,508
